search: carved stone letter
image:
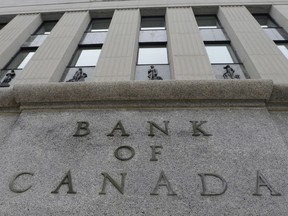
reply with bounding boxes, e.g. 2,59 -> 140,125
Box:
150,171 -> 177,196
9,172 -> 34,193
107,121 -> 130,137
190,121 -> 212,136
114,146 -> 135,161
148,121 -> 169,137
99,173 -> 127,195
73,121 -> 90,137
150,146 -> 163,161
51,170 -> 76,194
253,171 -> 281,196
198,173 -> 227,196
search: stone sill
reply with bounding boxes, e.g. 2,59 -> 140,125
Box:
0,80 -> 276,110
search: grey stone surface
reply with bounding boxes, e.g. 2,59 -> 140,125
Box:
270,112 -> 288,145
13,80 -> 273,104
0,113 -> 18,145
0,79 -> 275,109
269,84 -> 288,103
0,0 -> 286,15
0,88 -> 17,108
0,108 -> 288,215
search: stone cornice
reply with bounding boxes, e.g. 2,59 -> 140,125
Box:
0,80 -> 276,110
0,0 -> 286,15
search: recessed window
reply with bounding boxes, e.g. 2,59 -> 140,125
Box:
87,19 -> 111,32
0,50 -> 35,87
62,18 -> 106,83
277,44 -> 288,59
253,14 -> 288,57
70,48 -> 101,67
196,16 -> 221,29
61,47 -> 101,82
6,50 -> 35,69
198,16 -> 247,79
254,15 -> 278,28
205,45 -> 238,64
137,16 -> 169,80
35,21 -> 57,35
0,23 -> 6,30
141,17 -> 165,30
138,46 -> 168,65
196,15 -> 228,41
22,21 -> 58,48
205,44 -> 247,79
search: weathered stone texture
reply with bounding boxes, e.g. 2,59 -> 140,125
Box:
0,109 -> 287,215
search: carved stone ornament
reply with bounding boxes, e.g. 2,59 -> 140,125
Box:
223,65 -> 240,79
0,70 -> 16,87
148,65 -> 163,80
66,68 -> 87,82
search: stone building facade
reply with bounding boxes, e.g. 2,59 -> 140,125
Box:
0,0 -> 288,215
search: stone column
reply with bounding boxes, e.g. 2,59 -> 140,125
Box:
0,14 -> 41,69
218,6 -> 288,83
92,9 -> 140,82
166,7 -> 214,80
270,5 -> 288,33
15,11 -> 90,84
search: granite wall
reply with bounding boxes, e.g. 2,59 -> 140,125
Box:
0,108 -> 287,215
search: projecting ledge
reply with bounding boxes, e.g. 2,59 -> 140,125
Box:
10,80 -> 273,108
0,88 -> 17,109
267,84 -> 288,109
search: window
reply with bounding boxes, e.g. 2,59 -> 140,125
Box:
6,50 -> 35,69
87,19 -> 111,32
205,45 -> 238,64
141,17 -> 165,30
196,15 -> 221,29
79,18 -> 111,45
135,45 -> 170,80
61,47 -> 101,82
254,15 -> 278,28
138,46 -> 168,65
70,48 -> 101,67
65,47 -> 101,82
204,44 -> 246,79
139,16 -> 167,43
254,14 -> 288,59
277,44 -> 288,59
196,16 -> 228,41
22,21 -> 57,48
62,18 -> 109,82
253,14 -> 288,40
136,15 -> 170,80
0,50 -> 36,87
198,15 -> 247,79
0,21 -> 56,87
35,21 -> 57,35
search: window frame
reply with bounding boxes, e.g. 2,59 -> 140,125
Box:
277,43 -> 288,59
33,21 -> 58,35
253,14 -> 279,28
137,43 -> 169,65
86,18 -> 112,33
4,47 -> 37,70
204,42 -> 240,64
253,14 -> 288,59
68,45 -> 102,68
140,16 -> 166,31
195,15 -> 222,29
